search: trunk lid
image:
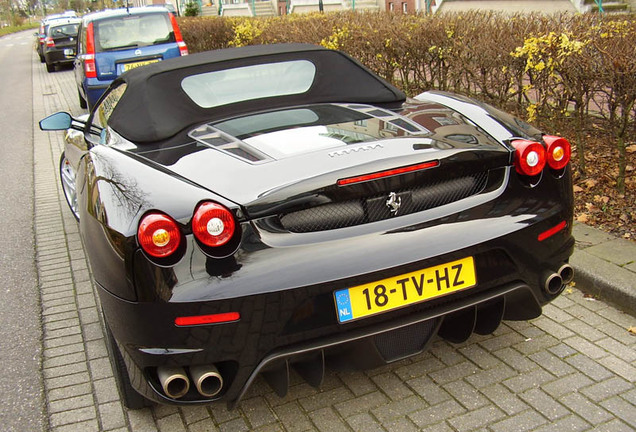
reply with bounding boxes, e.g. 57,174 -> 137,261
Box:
48,21 -> 80,50
133,102 -> 511,221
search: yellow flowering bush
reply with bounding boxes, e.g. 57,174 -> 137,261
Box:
228,18 -> 264,47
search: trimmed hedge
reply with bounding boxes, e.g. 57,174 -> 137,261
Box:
177,11 -> 636,192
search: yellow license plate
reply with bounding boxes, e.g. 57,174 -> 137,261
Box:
123,59 -> 159,72
334,257 -> 476,323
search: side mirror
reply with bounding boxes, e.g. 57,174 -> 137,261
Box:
39,112 -> 73,131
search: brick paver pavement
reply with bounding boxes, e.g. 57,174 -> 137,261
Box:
33,55 -> 636,432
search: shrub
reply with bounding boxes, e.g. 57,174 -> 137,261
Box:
184,2 -> 200,16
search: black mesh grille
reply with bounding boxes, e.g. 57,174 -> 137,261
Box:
279,172 -> 489,233
374,318 -> 441,362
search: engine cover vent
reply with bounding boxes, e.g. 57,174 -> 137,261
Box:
279,171 -> 489,233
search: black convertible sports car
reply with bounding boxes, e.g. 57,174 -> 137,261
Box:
40,43 -> 574,409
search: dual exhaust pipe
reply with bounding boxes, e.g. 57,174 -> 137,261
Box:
157,365 -> 223,399
543,263 -> 574,295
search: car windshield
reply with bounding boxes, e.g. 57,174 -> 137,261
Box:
94,13 -> 174,52
50,23 -> 79,37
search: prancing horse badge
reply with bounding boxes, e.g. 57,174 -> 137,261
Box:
386,192 -> 401,215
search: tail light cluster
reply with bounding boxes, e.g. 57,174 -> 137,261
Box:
169,13 -> 189,57
45,37 -> 55,48
137,201 -> 239,262
192,202 -> 235,247
84,22 -> 97,79
511,135 -> 571,178
138,213 -> 182,258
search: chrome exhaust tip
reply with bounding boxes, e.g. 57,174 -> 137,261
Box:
190,365 -> 223,398
157,366 -> 190,399
558,263 -> 574,285
543,272 -> 564,295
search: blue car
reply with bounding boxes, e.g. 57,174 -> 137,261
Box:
74,7 -> 188,110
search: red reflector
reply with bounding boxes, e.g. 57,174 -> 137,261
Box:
337,161 -> 439,186
538,220 -> 567,242
175,312 -> 240,327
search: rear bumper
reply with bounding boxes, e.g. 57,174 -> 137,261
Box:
101,282 -> 556,407
44,50 -> 75,66
82,78 -> 112,108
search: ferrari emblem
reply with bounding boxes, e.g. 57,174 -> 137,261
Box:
386,192 -> 401,215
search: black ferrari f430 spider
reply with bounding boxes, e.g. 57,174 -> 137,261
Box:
40,43 -> 574,409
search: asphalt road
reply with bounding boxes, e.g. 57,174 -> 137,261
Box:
0,30 -> 45,432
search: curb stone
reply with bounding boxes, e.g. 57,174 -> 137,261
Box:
571,223 -> 636,316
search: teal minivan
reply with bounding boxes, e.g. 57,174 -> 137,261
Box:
74,7 -> 188,110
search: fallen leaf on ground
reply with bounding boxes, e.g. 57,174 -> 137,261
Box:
576,213 -> 589,223
562,122 -> 635,241
628,326 -> 636,335
584,179 -> 598,189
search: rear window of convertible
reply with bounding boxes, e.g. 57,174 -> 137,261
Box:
180,60 -> 316,108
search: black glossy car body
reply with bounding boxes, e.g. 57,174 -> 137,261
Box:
40,44 -> 574,410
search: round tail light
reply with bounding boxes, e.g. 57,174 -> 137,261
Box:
543,135 -> 571,170
138,213 -> 182,258
511,139 -> 546,176
192,202 -> 236,247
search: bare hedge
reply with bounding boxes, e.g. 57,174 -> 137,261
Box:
177,12 -> 635,192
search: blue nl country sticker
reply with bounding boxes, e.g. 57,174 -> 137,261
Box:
335,289 -> 353,323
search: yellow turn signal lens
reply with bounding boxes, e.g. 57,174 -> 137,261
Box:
552,146 -> 564,162
152,229 -> 170,247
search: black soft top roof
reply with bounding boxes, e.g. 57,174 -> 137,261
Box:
107,43 -> 407,143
